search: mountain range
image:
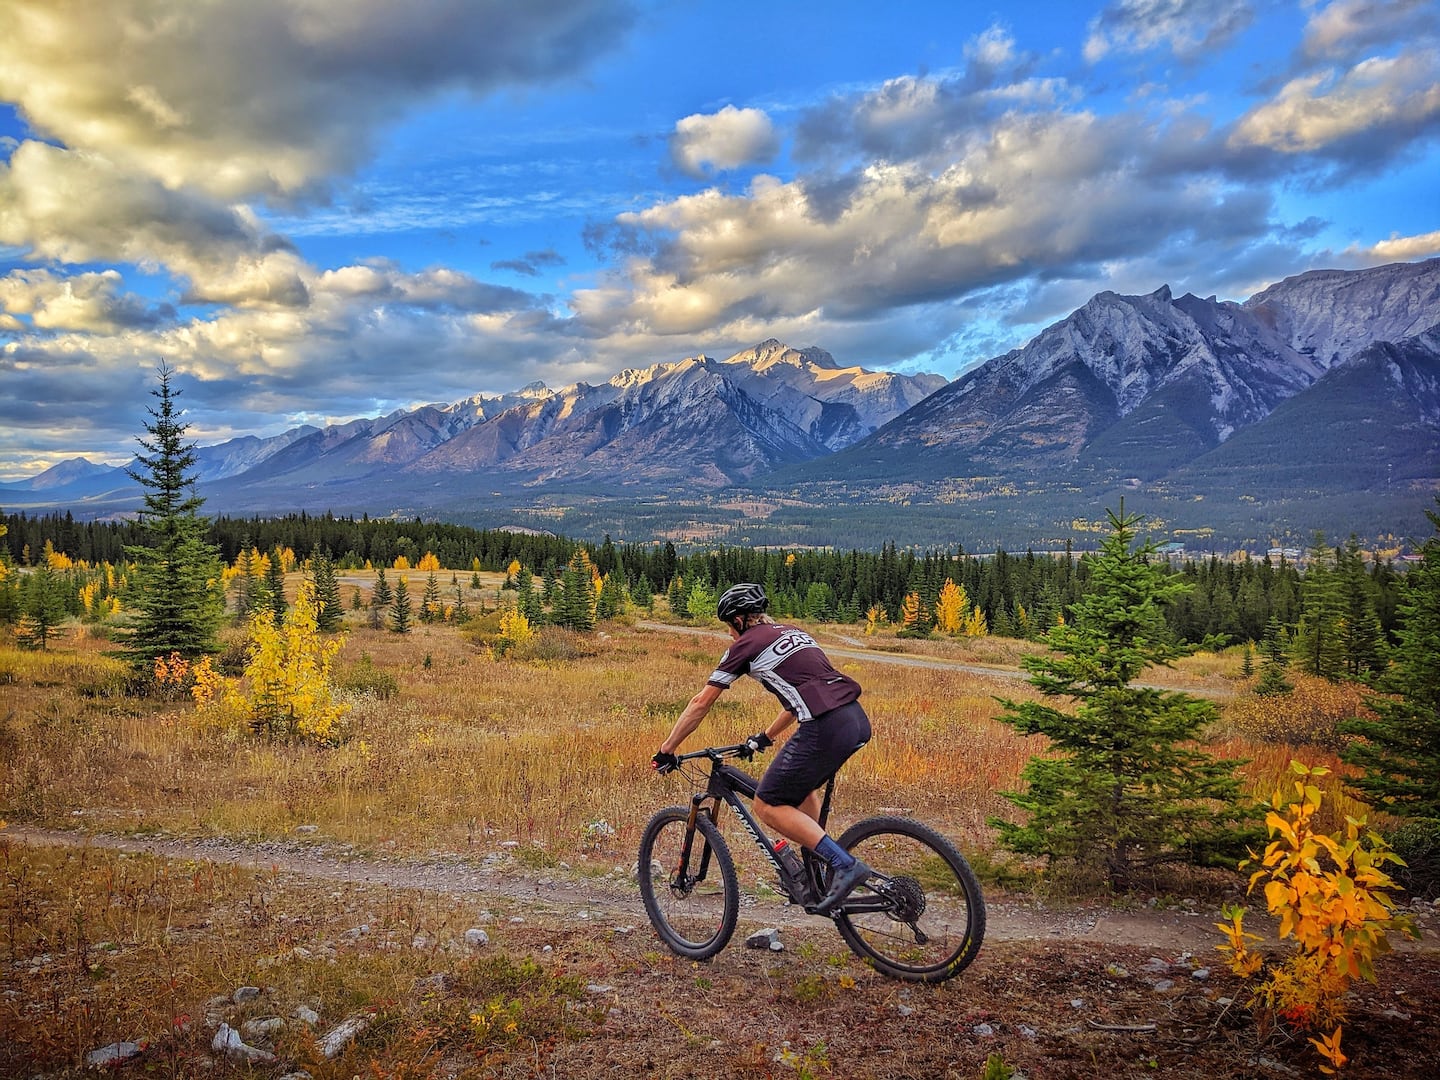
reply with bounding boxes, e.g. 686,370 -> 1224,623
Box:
5,259 -> 1438,550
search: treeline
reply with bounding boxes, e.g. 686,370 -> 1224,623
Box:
1,509 -> 1409,649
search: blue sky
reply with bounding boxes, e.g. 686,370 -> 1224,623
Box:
1,0 -> 1438,478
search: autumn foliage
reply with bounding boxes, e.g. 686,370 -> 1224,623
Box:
1217,761 -> 1419,1073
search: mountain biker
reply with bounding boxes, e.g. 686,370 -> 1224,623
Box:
652,582 -> 872,916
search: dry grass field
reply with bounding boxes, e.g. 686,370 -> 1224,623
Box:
3,595 -> 1433,1078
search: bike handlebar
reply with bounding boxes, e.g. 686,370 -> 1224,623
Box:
675,744 -> 749,762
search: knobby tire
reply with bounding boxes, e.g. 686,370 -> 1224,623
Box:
833,815 -> 986,982
637,805 -> 740,961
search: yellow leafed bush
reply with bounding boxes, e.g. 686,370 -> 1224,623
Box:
218,581 -> 350,743
1217,761 -> 1419,1074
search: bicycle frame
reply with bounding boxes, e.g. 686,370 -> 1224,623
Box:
672,746 -> 896,916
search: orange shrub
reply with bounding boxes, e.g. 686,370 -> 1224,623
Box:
1222,675 -> 1371,751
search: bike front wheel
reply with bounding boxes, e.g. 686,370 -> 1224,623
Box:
637,805 -> 740,961
833,815 -> 986,982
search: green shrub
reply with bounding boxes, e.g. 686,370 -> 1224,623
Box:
511,626 -> 595,663
1385,817 -> 1440,899
337,653 -> 399,700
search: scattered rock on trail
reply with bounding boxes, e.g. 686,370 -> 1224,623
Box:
85,1041 -> 144,1068
319,1013 -> 372,1059
746,928 -> 783,951
241,1016 -> 285,1042
212,1023 -> 277,1065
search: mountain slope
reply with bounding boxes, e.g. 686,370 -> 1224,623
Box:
796,260 -> 1440,486
1243,259 -> 1440,369
1170,326 -> 1440,494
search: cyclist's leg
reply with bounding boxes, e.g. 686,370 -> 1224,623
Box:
756,703 -> 870,872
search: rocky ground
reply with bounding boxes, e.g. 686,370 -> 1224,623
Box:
4,826 -> 1437,1079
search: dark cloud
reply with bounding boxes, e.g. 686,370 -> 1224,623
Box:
582,219 -> 654,262
491,248 -> 567,276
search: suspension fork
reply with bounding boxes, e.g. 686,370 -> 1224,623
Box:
675,791 -> 721,885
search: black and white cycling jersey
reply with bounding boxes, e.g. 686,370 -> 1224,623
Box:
707,622 -> 861,721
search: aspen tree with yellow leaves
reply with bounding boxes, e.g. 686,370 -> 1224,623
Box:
935,580 -> 969,634
236,581 -> 349,743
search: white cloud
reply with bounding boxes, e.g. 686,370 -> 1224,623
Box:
0,140 -> 310,307
670,105 -> 780,178
1357,229 -> 1440,262
1084,0 -> 1255,63
1301,0 -> 1439,61
0,0 -> 636,201
577,108 -> 1279,341
0,268 -> 163,332
1230,47 -> 1440,153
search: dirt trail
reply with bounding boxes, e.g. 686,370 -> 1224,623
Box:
5,824 -> 1368,955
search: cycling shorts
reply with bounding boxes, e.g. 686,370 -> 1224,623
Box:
755,700 -> 871,808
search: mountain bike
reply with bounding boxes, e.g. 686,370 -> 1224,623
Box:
638,744 -> 985,983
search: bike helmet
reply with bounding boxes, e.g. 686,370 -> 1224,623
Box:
716,582 -> 769,624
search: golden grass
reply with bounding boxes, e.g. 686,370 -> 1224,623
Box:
0,839 -> 594,1076
0,619 -> 1375,865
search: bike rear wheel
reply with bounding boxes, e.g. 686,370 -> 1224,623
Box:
637,805 -> 740,960
833,815 -> 985,982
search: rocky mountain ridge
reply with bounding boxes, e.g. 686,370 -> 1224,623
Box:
6,259 -> 1437,548
808,258 -> 1440,484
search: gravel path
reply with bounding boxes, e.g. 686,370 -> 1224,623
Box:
5,824 -> 1296,952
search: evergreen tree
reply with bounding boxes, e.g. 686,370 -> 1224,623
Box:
391,576 -> 413,633
1337,535 -> 1386,681
311,548 -> 344,632
515,566 -> 543,626
1340,502 -> 1440,818
118,364 -> 224,666
16,560 -> 68,649
369,568 -> 393,630
1255,617 -> 1293,696
264,547 -> 288,621
230,540 -> 261,618
557,551 -> 597,630
990,505 -> 1258,888
1294,533 -> 1345,679
421,571 -> 442,623
634,573 -> 655,611
666,574 -> 687,616
596,571 -> 624,621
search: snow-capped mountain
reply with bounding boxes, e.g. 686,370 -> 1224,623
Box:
408,341 -> 945,485
0,341 -> 939,508
810,258 -> 1440,484
6,260 -> 1436,548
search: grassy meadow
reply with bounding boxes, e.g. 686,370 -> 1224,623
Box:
1,570 -> 1399,1077
1,569 -> 1374,864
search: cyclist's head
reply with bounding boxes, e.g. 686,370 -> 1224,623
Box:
717,582 -> 768,628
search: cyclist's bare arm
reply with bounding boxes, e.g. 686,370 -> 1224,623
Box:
763,709 -> 797,743
659,683 -> 725,754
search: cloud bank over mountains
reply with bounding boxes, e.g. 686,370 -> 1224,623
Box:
1,0 -> 1437,478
